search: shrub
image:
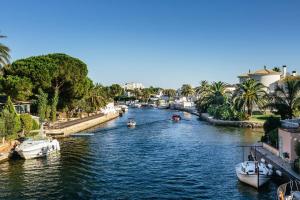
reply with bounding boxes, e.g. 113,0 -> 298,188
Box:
20,114 -> 33,134
263,116 -> 281,134
32,119 -> 39,130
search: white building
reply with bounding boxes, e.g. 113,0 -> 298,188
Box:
238,66 -> 284,93
122,82 -> 144,90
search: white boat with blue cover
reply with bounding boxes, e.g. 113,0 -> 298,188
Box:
235,161 -> 272,188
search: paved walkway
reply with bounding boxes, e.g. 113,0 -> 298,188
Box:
52,113 -> 105,129
255,146 -> 300,180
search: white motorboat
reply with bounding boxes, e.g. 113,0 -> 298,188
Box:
277,180 -> 300,200
120,105 -> 129,112
127,118 -> 136,127
235,161 -> 272,188
15,139 -> 60,159
132,103 -> 142,108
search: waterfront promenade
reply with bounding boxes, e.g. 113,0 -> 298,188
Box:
252,144 -> 300,181
46,112 -> 119,137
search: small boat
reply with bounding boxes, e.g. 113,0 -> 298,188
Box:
172,114 -> 182,122
120,105 -> 129,112
132,103 -> 142,108
235,161 -> 272,188
127,118 -> 136,127
277,180 -> 300,200
15,139 -> 60,159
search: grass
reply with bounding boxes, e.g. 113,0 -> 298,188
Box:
249,114 -> 280,123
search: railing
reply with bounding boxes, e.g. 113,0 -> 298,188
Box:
262,142 -> 279,156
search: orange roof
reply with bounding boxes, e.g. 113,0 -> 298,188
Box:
238,68 -> 281,78
252,69 -> 281,75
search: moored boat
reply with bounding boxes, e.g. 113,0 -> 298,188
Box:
277,180 -> 300,200
132,103 -> 142,108
235,161 -> 272,188
15,139 -> 60,159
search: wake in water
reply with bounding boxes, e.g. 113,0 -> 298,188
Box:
85,118 -> 191,134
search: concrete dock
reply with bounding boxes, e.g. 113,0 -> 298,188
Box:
46,112 -> 119,137
251,143 -> 300,181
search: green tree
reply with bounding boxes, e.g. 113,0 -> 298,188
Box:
51,87 -> 59,122
267,79 -> 300,119
141,88 -> 152,102
20,113 -> 33,135
0,96 -> 21,136
233,79 -> 267,116
108,84 -> 123,98
181,84 -> 194,97
0,34 -> 10,68
163,89 -> 176,98
0,75 -> 33,101
7,53 -> 89,110
37,89 -> 48,122
84,83 -> 109,113
196,81 -> 228,113
195,80 -> 210,96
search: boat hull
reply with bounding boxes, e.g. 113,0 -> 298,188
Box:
235,166 -> 270,188
16,139 -> 60,159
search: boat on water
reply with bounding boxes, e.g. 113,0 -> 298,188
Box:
277,180 -> 300,200
120,105 -> 129,112
172,114 -> 182,122
132,103 -> 142,108
127,118 -> 136,127
15,139 -> 60,159
15,123 -> 60,159
235,161 -> 272,188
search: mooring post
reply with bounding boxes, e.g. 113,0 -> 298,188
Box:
257,162 -> 260,191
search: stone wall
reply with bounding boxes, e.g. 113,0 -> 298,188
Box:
199,113 -> 264,128
46,112 -> 119,137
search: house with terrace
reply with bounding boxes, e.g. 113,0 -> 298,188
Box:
238,65 -> 297,93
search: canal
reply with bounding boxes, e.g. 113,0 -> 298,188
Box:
0,108 -> 279,199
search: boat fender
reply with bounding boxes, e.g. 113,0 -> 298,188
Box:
268,169 -> 273,176
267,164 -> 273,169
261,158 -> 265,163
276,170 -> 282,177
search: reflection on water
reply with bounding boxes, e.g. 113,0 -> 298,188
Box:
0,108 -> 279,199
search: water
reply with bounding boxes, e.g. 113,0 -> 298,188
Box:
0,108 -> 279,199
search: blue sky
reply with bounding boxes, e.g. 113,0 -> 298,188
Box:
1,0 -> 300,88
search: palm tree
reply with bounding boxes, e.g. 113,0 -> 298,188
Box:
181,84 -> 194,97
86,84 -> 108,112
267,79 -> 300,119
0,35 -> 10,68
195,80 -> 210,96
163,89 -> 176,98
233,79 -> 267,116
272,67 -> 281,72
196,81 -> 227,113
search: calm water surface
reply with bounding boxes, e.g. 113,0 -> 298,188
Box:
0,108 -> 279,199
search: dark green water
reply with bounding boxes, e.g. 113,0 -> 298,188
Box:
0,108 -> 279,199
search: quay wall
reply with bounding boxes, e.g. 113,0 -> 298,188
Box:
46,112 -> 119,137
252,145 -> 300,181
199,113 -> 264,128
262,143 -> 279,156
170,107 -> 264,128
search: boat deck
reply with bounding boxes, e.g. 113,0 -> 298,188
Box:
251,145 -> 300,181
